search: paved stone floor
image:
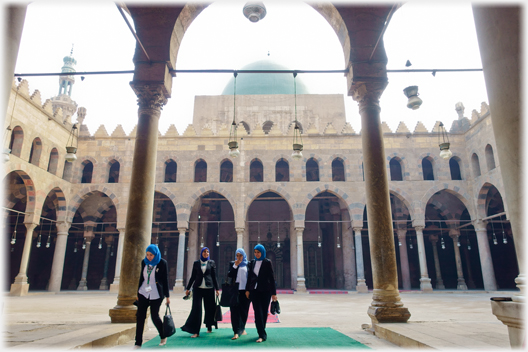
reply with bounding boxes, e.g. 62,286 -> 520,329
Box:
2,290 -> 514,350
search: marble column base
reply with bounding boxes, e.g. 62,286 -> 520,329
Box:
99,278 -> 109,290
109,305 -> 138,323
77,279 -> 88,291
491,300 -> 525,348
173,279 -> 184,293
457,279 -> 468,290
296,278 -> 308,293
368,306 -> 411,324
10,282 -> 29,296
109,283 -> 120,293
357,280 -> 369,293
420,278 -> 433,292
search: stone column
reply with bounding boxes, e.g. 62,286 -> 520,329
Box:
352,81 -> 410,322
414,225 -> 433,292
186,213 -> 198,282
109,83 -> 168,323
99,236 -> 114,290
244,226 -> 250,254
342,222 -> 356,290
353,227 -> 368,293
10,222 -> 38,296
397,229 -> 411,291
462,244 -> 476,288
474,222 -> 498,291
449,229 -> 468,290
109,227 -> 125,293
295,227 -> 307,293
47,221 -> 71,293
173,227 -> 187,292
77,229 -> 95,290
473,6 -> 524,301
290,221 -> 297,289
429,235 -> 445,289
235,227 -> 245,251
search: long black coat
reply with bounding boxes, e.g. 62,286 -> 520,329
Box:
137,258 -> 170,299
246,258 -> 277,295
186,260 -> 219,291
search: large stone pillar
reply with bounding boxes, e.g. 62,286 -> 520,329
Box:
353,227 -> 368,293
397,229 -> 411,291
290,221 -> 297,289
413,224 -> 433,292
77,229 -> 95,291
109,227 -> 125,293
352,81 -> 410,323
429,235 -> 445,290
473,6 -> 523,301
342,221 -> 356,290
10,222 -> 38,296
474,222 -> 498,291
99,235 -> 114,290
109,83 -> 168,323
235,227 -> 245,251
173,227 -> 187,293
295,227 -> 307,293
186,213 -> 198,282
449,229 -> 468,290
47,221 -> 71,293
244,226 -> 250,255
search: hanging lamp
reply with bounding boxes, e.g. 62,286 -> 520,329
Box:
46,221 -> 52,248
65,123 -> 79,162
11,212 -> 19,245
500,218 -> 508,244
216,222 -> 220,247
438,122 -> 453,160
291,72 -> 303,160
228,72 -> 240,158
36,223 -> 42,248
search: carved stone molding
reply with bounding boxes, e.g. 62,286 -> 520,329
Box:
130,83 -> 169,110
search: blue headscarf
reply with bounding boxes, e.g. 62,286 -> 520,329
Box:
235,248 -> 248,267
144,244 -> 161,266
254,244 -> 266,261
201,247 -> 210,261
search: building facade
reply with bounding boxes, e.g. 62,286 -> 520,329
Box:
3,58 -> 518,295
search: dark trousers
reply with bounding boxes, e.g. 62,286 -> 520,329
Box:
250,290 -> 271,340
135,294 -> 164,346
230,290 -> 251,335
181,288 -> 216,335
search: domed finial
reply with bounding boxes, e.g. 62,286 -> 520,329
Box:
455,102 -> 465,119
243,2 -> 266,23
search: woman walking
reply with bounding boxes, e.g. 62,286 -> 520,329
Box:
134,244 -> 170,349
246,244 -> 278,343
227,248 -> 251,340
181,247 -> 220,337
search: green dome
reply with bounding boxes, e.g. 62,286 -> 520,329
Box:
221,60 -> 309,95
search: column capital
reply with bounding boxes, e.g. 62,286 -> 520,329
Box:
449,229 -> 461,238
294,227 -> 305,232
352,227 -> 363,233
396,229 -> 407,238
235,227 -> 245,234
178,227 -> 188,234
117,227 -> 126,233
130,82 -> 169,110
414,226 -> 425,232
412,219 -> 426,228
475,220 -> 488,231
55,221 -> 71,233
23,222 -> 39,230
350,80 -> 387,112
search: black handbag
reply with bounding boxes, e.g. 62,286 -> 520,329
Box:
214,296 -> 223,322
163,305 -> 176,337
270,300 -> 281,315
220,277 -> 239,307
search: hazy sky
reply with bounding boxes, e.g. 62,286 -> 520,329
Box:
13,0 -> 489,136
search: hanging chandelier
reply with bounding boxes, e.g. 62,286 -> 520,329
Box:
228,72 -> 240,158
438,122 -> 453,160
65,123 -> 79,162
291,72 -> 303,160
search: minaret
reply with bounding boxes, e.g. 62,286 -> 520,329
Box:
51,46 -> 78,124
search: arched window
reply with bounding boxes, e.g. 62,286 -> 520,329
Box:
62,162 -> 73,182
262,121 -> 274,134
108,161 -> 120,183
81,161 -> 93,183
422,157 -> 434,180
250,159 -> 263,182
275,158 -> 289,182
47,148 -> 59,175
29,137 -> 42,166
389,158 -> 403,181
306,158 -> 319,182
220,159 -> 233,182
9,126 -> 23,157
485,144 -> 496,171
471,153 -> 481,177
450,158 -> 462,180
164,160 -> 177,182
332,158 -> 345,181
194,159 -> 207,182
